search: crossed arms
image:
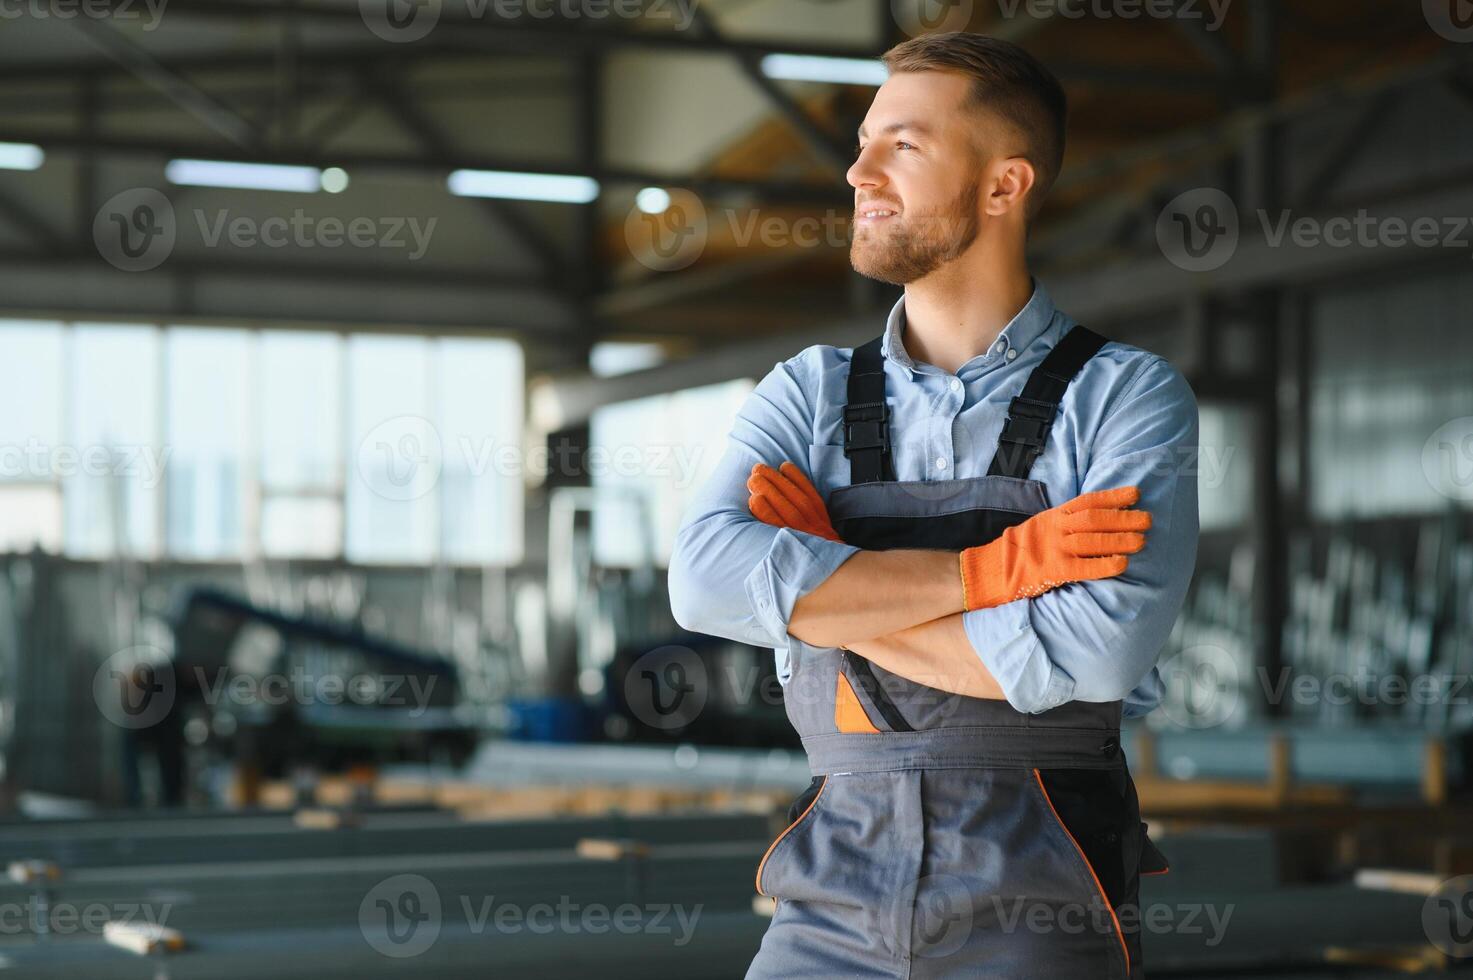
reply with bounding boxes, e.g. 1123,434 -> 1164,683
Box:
668,350 -> 1200,714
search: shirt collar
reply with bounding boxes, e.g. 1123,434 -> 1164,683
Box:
880,277 -> 1056,379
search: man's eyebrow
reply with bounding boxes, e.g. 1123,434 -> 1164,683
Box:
856,121 -> 933,140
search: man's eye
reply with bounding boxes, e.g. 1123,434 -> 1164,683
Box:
897,141 -> 915,151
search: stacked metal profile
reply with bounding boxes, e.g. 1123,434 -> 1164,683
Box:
0,785 -> 1453,978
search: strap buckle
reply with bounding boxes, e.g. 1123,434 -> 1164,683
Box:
999,395 -> 1057,446
842,400 -> 889,458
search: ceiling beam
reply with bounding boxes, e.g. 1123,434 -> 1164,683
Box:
68,16 -> 263,149
688,4 -> 852,174
0,128 -> 852,204
357,66 -> 570,284
0,186 -> 69,255
0,250 -> 576,331
1054,47 -> 1463,194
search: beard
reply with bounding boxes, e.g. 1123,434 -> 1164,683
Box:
849,182 -> 981,285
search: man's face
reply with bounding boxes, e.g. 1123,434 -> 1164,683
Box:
847,71 -> 986,285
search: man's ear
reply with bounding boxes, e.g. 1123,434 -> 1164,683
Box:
986,156 -> 1037,218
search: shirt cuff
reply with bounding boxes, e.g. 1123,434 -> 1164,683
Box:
742,527 -> 859,649
962,600 -> 1075,714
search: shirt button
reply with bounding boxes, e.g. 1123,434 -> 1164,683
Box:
935,456 -> 948,470
949,378 -> 961,392
994,341 -> 1006,354
1006,348 -> 1018,360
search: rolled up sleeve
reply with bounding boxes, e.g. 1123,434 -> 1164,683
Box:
962,355 -> 1200,714
668,351 -> 860,666
743,527 -> 860,672
962,598 -> 1077,712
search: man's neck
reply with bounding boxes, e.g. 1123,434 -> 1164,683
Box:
900,253 -> 1034,375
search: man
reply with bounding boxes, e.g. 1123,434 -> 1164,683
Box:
669,31 -> 1197,979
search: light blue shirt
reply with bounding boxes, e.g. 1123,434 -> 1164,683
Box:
668,279 -> 1198,718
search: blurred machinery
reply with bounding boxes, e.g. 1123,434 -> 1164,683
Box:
536,486 -> 794,748
156,585 -> 475,804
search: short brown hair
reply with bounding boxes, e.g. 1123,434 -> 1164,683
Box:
882,32 -> 1066,220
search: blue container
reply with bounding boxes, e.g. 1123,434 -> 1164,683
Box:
505,697 -> 596,742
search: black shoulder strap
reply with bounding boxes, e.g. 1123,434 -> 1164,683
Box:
842,336 -> 894,485
988,325 -> 1109,479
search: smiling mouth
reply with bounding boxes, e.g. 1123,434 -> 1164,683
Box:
855,207 -> 901,223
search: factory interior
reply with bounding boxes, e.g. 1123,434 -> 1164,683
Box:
1,0 -> 1472,976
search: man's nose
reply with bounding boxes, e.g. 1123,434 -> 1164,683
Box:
846,148 -> 882,191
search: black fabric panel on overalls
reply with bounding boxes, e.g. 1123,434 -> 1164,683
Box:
1036,751 -> 1130,907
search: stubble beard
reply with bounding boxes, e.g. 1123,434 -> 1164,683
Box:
849,182 -> 981,285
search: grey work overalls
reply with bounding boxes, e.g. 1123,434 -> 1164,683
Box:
747,326 -> 1169,980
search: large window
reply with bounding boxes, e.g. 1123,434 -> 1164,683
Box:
67,324 -> 163,558
0,321 -> 524,564
167,329 -> 252,558
0,321 -> 66,553
1198,403 -> 1253,531
590,378 -> 754,568
259,332 -> 343,558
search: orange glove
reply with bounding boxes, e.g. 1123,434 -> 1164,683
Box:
960,486 -> 1150,610
746,461 -> 842,542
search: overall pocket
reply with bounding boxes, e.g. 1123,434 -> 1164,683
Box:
1032,767 -> 1133,980
755,775 -> 828,897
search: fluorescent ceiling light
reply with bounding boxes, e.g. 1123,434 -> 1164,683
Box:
447,169 -> 600,204
760,54 -> 888,86
165,159 -> 324,193
0,143 -> 44,171
635,187 -> 671,214
320,167 -> 350,194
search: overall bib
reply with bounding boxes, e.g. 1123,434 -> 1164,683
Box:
747,326 -> 1168,980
